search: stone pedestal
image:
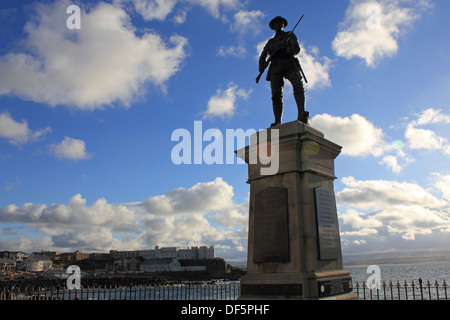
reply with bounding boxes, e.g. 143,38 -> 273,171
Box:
237,121 -> 357,300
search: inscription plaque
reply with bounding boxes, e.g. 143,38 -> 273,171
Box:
315,186 -> 339,260
318,278 -> 352,298
254,187 -> 290,263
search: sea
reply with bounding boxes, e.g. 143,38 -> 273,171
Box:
344,261 -> 450,285
234,258 -> 450,300
343,261 -> 450,300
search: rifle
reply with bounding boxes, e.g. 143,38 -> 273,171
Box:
256,14 -> 307,84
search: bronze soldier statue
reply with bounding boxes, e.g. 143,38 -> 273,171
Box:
258,16 -> 308,127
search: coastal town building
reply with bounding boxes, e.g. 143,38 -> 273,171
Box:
0,251 -> 29,262
0,258 -> 16,272
0,245 -> 215,273
21,254 -> 52,272
139,258 -> 207,272
109,245 -> 214,261
141,245 -> 215,260
109,246 -> 214,272
110,257 -> 142,272
140,258 -> 182,272
39,250 -> 95,261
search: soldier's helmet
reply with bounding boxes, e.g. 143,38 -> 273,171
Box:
269,16 -> 288,30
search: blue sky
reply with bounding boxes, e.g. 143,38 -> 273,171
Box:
0,0 -> 449,262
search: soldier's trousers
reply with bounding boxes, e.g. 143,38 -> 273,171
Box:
270,71 -> 305,124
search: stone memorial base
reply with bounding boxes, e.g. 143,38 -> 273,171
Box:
237,121 -> 357,300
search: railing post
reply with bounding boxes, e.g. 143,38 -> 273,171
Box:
434,280 -> 439,300
427,280 -> 432,300
443,280 -> 447,300
389,281 -> 393,300
361,281 -> 365,300
419,278 -> 424,300
404,281 -> 408,300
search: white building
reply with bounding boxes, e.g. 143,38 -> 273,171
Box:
141,245 -> 214,260
140,258 -> 182,272
139,258 -> 206,272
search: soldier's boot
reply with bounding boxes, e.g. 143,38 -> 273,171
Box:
271,103 -> 283,127
298,111 -> 309,124
294,88 -> 309,124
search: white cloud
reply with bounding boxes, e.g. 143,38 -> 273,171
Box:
187,0 -> 244,20
432,173 -> 450,200
0,1 -> 188,109
310,113 -> 387,157
332,0 -> 432,67
255,40 -> 267,59
231,10 -> 265,34
173,8 -> 188,24
0,178 -> 248,258
49,137 -> 92,160
119,0 -> 178,20
298,44 -> 332,90
203,82 -> 251,118
0,235 -> 54,254
119,0 -> 245,22
308,111 -> 450,173
0,112 -> 51,146
216,10 -> 264,59
338,176 -> 445,209
145,177 -> 233,214
310,108 -> 450,172
379,155 -> 402,174
145,177 -> 248,229
217,45 -> 247,58
405,108 -> 450,155
337,175 -> 450,245
0,193 -> 139,232
405,124 -> 450,154
413,108 -> 450,126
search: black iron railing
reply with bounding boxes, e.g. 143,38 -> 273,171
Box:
1,279 -> 448,300
0,282 -> 240,300
354,279 -> 448,300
